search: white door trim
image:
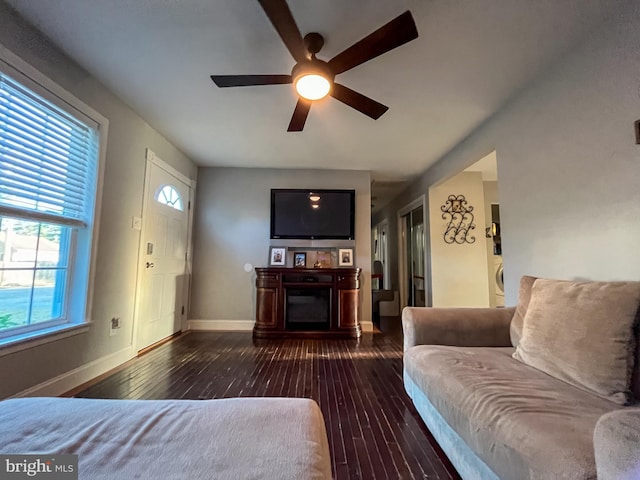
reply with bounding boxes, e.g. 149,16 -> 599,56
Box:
183,178 -> 197,331
146,149 -> 191,185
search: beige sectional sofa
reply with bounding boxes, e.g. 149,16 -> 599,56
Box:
403,276 -> 640,480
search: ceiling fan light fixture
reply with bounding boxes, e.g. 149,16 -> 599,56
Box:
292,61 -> 333,101
211,3 -> 418,132
295,74 -> 330,100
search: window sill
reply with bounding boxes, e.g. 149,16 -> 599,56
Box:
0,323 -> 91,358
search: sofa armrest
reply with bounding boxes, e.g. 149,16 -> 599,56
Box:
402,306 -> 515,352
594,408 -> 640,480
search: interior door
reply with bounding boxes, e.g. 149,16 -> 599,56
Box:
137,161 -> 190,351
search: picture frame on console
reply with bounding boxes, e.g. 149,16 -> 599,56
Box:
338,248 -> 354,267
269,247 -> 286,266
314,251 -> 331,268
294,252 -> 306,268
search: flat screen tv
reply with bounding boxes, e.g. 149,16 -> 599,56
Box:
270,189 -> 355,240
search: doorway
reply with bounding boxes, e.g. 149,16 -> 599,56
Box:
371,219 -> 389,290
426,151 -> 502,307
398,196 -> 428,309
490,203 -> 504,307
134,151 -> 193,352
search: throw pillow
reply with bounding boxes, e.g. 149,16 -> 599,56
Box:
509,275 -> 538,347
513,279 -> 640,405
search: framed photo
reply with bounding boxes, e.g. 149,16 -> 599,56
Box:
338,248 -> 354,267
269,247 -> 286,266
314,251 -> 331,268
293,252 -> 307,268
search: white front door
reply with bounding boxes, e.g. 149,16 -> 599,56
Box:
137,158 -> 190,351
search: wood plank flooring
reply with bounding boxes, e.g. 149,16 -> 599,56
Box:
75,322 -> 459,480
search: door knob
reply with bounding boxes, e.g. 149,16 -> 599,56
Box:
146,262 -> 154,268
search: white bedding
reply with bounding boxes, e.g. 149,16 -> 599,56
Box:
0,396 -> 332,480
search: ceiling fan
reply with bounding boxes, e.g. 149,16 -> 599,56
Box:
211,0 -> 419,132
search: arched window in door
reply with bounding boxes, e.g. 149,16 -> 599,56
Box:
156,185 -> 183,211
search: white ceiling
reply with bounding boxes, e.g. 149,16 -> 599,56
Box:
6,0 -> 623,187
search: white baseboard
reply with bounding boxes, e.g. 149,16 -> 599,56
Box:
188,319 -> 254,331
361,321 -> 374,333
12,345 -> 135,398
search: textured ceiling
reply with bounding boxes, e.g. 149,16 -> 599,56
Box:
5,0 -> 624,186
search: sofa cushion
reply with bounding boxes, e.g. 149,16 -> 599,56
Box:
513,279 -> 640,405
509,275 -> 537,347
593,408 -> 640,480
404,346 -> 622,480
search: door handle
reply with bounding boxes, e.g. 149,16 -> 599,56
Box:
146,262 -> 154,268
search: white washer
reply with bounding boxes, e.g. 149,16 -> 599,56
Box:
495,263 -> 504,293
494,259 -> 505,306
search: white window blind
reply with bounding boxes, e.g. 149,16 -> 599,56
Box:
0,72 -> 98,227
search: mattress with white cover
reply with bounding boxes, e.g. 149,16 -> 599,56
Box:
0,396 -> 332,480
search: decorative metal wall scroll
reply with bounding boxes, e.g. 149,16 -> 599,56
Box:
441,194 -> 476,244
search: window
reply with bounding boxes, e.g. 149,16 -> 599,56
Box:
0,65 -> 101,344
156,185 -> 183,211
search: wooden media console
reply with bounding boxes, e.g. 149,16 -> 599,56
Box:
254,267 -> 361,338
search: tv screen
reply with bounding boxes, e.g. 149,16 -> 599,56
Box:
270,189 -> 355,240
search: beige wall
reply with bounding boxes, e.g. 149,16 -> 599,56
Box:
190,167 -> 373,331
0,3 -> 197,398
374,3 -> 640,305
429,172 -> 491,307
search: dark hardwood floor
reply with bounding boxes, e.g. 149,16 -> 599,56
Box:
75,319 -> 459,480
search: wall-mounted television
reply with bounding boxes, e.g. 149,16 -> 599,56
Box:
270,189 -> 355,240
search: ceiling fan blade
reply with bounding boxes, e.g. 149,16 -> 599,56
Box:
211,74 -> 292,87
328,11 -> 418,75
258,0 -> 308,63
287,98 -> 312,131
331,83 -> 388,120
